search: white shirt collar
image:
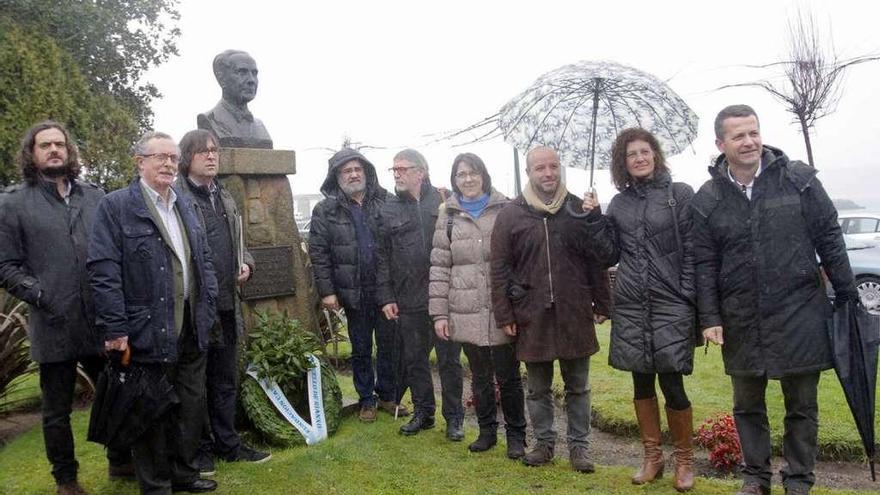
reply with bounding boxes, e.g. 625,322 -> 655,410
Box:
140,178 -> 177,208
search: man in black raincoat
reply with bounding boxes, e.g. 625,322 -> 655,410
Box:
309,148 -> 407,422
692,105 -> 857,495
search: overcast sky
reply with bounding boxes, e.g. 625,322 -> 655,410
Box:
148,0 -> 880,209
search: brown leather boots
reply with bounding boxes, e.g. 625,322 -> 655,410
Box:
632,398 -> 694,492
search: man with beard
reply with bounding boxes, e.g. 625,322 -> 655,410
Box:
490,146 -> 610,472
174,129 -> 270,474
377,149 -> 464,440
0,121 -> 133,495
309,148 -> 408,422
197,50 -> 273,149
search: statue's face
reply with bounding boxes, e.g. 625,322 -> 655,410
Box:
220,53 -> 259,104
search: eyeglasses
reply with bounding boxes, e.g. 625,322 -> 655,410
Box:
389,166 -> 416,175
140,153 -> 180,164
454,171 -> 481,180
195,148 -> 219,157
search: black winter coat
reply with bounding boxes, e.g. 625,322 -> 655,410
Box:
376,181 -> 442,313
691,146 -> 856,378
589,173 -> 697,374
309,149 -> 388,310
0,179 -> 105,363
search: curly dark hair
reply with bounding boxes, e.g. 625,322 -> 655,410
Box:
450,152 -> 492,197
16,121 -> 80,185
610,128 -> 668,191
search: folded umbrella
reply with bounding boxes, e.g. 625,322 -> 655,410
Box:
831,300 -> 879,480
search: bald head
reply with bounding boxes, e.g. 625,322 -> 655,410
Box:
525,146 -> 559,170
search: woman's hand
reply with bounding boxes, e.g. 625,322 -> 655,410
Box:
434,319 -> 450,340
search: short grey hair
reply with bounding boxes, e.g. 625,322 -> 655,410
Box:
714,104 -> 759,140
132,131 -> 176,156
394,148 -> 429,174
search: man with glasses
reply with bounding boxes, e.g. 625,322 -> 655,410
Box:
309,147 -> 408,422
0,121 -> 132,495
174,130 -> 269,476
89,131 -> 219,494
377,149 -> 464,440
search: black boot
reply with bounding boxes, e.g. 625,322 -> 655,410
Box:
506,429 -> 527,459
468,428 -> 497,452
446,417 -> 464,442
399,414 -> 435,436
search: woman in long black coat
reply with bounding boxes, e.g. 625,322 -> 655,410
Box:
584,128 -> 697,492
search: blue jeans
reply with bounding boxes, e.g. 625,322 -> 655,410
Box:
346,306 -> 395,406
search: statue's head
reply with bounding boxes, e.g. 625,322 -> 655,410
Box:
213,50 -> 259,106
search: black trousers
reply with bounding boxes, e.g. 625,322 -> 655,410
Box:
200,310 -> 241,460
132,312 -> 207,495
40,356 -> 132,484
632,372 -> 691,411
398,311 -> 463,421
732,372 -> 821,491
461,343 -> 526,438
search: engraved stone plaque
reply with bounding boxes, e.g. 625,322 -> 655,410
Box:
241,246 -> 297,300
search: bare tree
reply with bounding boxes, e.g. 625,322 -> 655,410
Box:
720,9 -> 878,167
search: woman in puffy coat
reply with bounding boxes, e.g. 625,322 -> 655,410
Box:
428,153 -> 526,458
584,128 -> 697,492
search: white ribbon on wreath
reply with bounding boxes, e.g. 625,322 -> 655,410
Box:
246,354 -> 328,445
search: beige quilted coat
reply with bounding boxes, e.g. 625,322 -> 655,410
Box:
429,189 -> 510,346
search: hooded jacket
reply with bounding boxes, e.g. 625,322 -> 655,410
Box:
309,148 -> 389,310
428,189 -> 511,346
588,172 -> 697,374
376,179 -> 443,313
490,191 -> 611,362
691,145 -> 855,378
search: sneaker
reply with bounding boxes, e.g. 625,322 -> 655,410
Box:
358,404 -> 378,423
446,418 -> 464,442
378,400 -> 410,417
522,443 -> 554,467
399,414 -> 435,435
226,445 -> 271,463
736,482 -> 771,495
196,454 -> 216,477
569,445 -> 595,473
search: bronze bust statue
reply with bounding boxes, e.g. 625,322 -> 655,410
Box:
198,49 -> 273,149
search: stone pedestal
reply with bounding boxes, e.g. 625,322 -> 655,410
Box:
218,148 -> 321,338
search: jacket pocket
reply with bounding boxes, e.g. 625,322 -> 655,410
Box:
122,226 -> 157,303
126,305 -> 155,355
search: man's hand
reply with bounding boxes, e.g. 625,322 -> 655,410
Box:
582,190 -> 599,212
434,319 -> 450,340
382,303 -> 399,320
594,313 -> 608,324
105,336 -> 129,352
503,323 -> 517,337
322,294 -> 340,311
237,263 -> 252,284
702,326 -> 724,346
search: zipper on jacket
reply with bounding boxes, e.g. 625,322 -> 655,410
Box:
543,217 -> 555,304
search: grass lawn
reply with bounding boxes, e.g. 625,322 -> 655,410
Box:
0,407 -> 874,495
588,324 -> 880,461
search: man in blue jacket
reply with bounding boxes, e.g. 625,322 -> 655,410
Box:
89,131 -> 219,495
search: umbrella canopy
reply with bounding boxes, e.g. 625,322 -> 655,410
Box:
831,300 -> 879,480
88,355 -> 178,451
497,60 -> 699,185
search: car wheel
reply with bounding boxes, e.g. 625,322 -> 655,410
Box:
856,275 -> 880,315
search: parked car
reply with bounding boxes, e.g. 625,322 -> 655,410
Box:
838,212 -> 880,244
827,235 -> 880,315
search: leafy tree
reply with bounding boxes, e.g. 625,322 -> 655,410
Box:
2,0 -> 181,129
0,20 -> 138,190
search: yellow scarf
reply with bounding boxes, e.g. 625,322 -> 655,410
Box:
523,180 -> 568,215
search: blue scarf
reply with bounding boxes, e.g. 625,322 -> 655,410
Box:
459,193 -> 489,218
